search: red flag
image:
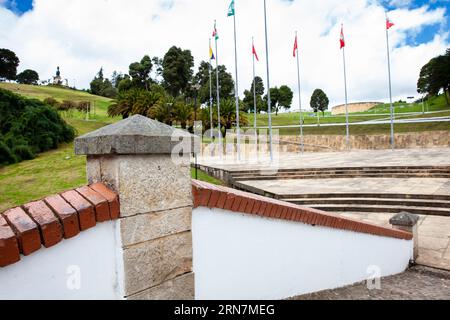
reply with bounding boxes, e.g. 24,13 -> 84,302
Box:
252,44 -> 259,62
293,35 -> 298,57
386,18 -> 395,30
340,25 -> 345,49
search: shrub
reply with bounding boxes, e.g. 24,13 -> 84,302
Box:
77,101 -> 91,113
0,88 -> 75,166
58,100 -> 77,111
44,97 -> 60,108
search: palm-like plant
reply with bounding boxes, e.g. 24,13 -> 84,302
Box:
108,88 -> 164,119
173,103 -> 193,129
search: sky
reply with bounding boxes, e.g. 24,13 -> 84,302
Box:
0,0 -> 448,110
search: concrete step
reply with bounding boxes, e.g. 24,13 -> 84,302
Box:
231,169 -> 450,176
278,193 -> 450,201
287,197 -> 450,208
233,173 -> 450,181
310,204 -> 450,217
229,166 -> 450,176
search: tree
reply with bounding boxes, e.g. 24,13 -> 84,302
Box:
310,89 -> 329,116
243,76 -> 265,113
108,85 -> 164,119
417,49 -> 450,106
90,68 -> 117,98
0,48 -> 20,81
129,55 -> 153,90
16,69 -> 39,85
278,85 -> 294,112
220,98 -> 249,132
193,61 -> 235,105
172,103 -> 193,129
162,46 -> 194,97
263,85 -> 293,115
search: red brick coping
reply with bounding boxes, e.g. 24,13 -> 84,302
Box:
192,180 -> 413,241
0,183 -> 119,268
1,180 -> 412,268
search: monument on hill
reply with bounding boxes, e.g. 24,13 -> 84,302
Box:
53,66 -> 63,85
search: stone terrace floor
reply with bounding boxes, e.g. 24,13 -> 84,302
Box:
292,266 -> 450,300
197,148 -> 450,171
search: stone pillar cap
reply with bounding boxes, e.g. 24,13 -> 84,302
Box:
389,211 -> 420,227
75,115 -> 200,155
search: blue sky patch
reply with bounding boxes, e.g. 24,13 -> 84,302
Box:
1,0 -> 33,15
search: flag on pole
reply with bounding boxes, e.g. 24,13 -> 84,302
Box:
340,25 -> 345,49
209,44 -> 215,60
386,18 -> 395,30
212,21 -> 219,40
252,43 -> 259,62
293,35 -> 298,57
227,0 -> 235,17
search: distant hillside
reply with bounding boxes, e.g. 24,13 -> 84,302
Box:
369,94 -> 449,114
0,83 -> 113,119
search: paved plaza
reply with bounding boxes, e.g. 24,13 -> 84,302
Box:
198,148 -> 450,171
292,266 -> 450,300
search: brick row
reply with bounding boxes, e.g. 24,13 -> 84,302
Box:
192,180 -> 413,241
0,184 -> 120,268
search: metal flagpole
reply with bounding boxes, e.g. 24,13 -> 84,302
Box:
263,0 -> 273,162
214,21 -> 222,156
386,12 -> 395,150
295,31 -> 304,154
341,24 -> 350,151
252,37 -> 258,145
209,39 -> 214,141
232,7 -> 241,160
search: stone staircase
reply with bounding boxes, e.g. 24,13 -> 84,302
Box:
230,166 -> 450,182
278,193 -> 450,217
227,166 -> 450,217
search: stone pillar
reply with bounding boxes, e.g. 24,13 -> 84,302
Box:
389,211 -> 420,263
75,115 -> 199,300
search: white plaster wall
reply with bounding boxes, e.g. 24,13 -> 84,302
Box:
0,221 -> 124,300
193,207 -> 413,300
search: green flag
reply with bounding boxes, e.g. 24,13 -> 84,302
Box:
227,0 -> 235,17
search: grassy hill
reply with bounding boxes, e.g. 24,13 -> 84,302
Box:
0,83 -> 113,121
0,83 -> 219,211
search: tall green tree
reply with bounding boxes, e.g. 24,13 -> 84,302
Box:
162,46 -> 194,97
310,89 -> 329,116
193,61 -> 235,105
129,55 -> 153,90
16,69 -> 39,85
263,85 -> 293,115
417,49 -> 450,106
243,76 -> 265,113
0,48 -> 20,81
90,68 -> 117,98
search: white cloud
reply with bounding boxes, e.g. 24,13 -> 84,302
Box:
0,0 -> 448,109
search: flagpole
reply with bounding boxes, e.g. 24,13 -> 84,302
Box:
295,31 -> 304,154
263,0 -> 273,162
252,37 -> 258,146
341,24 -> 350,151
214,20 -> 222,156
386,12 -> 395,150
232,5 -> 241,160
209,38 -> 214,141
